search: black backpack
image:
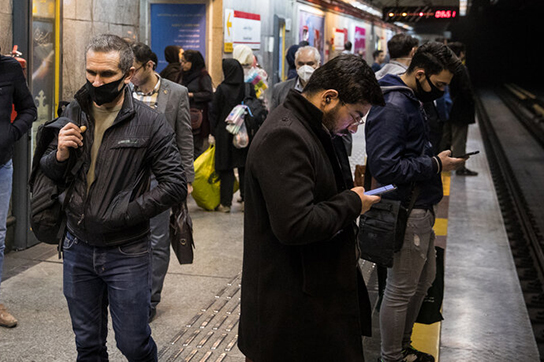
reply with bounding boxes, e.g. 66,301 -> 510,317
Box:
28,117 -> 82,246
242,83 -> 268,141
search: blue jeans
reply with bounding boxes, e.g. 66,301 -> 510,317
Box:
63,231 -> 157,362
380,209 -> 437,362
0,159 -> 13,301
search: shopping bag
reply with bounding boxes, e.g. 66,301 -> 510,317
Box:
192,145 -> 239,211
192,145 -> 221,211
416,246 -> 445,324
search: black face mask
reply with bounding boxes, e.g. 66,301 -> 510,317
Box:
415,75 -> 444,103
85,75 -> 126,106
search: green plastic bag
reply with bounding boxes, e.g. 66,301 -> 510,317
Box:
192,145 -> 239,211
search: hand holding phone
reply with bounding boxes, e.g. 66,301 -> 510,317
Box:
365,184 -> 397,196
458,150 -> 479,158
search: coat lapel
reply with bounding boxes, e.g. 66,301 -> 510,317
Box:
156,80 -> 170,114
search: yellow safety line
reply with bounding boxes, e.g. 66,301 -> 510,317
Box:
411,171 -> 451,361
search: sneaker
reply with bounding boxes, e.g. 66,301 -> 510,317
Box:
0,304 -> 17,328
402,345 -> 435,362
216,204 -> 231,213
456,167 -> 478,176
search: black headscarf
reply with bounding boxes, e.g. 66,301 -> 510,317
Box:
222,58 -> 244,86
181,50 -> 207,85
286,44 -> 300,79
159,45 -> 182,82
164,45 -> 181,64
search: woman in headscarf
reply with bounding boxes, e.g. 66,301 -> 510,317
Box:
209,59 -> 256,213
159,45 -> 182,82
286,44 -> 300,80
180,49 -> 213,158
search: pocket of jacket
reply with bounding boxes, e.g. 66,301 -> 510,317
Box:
101,189 -> 131,230
111,137 -> 149,149
0,81 -> 14,97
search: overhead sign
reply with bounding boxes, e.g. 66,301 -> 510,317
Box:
224,10 -> 261,51
224,9 -> 234,53
383,7 -> 460,22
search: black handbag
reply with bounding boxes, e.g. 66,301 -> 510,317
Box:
357,165 -> 419,267
169,201 -> 195,264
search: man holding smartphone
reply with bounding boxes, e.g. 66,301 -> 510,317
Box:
366,42 -> 465,362
239,55 -> 384,362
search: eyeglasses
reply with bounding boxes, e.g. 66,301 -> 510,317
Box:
133,64 -> 146,74
341,101 -> 365,127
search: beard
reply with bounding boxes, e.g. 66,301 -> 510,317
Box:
322,103 -> 342,135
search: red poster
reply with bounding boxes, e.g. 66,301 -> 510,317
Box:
354,26 -> 366,57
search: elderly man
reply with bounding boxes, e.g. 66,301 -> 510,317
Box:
239,55 -> 385,362
269,46 -> 320,111
40,34 -> 186,361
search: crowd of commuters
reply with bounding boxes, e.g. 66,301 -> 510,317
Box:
0,31 -> 478,362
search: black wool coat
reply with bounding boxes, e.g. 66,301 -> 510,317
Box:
181,69 -> 213,137
209,59 -> 255,171
449,64 -> 475,125
238,90 -> 372,362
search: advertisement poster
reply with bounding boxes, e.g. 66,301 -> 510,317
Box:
354,26 -> 366,57
298,10 -> 325,61
150,3 -> 207,73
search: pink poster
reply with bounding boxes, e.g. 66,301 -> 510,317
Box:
354,26 -> 366,57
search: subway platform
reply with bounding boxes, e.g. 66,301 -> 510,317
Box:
0,122 -> 539,361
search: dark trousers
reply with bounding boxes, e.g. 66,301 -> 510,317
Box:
149,176 -> 171,313
219,167 -> 245,206
63,232 -> 157,362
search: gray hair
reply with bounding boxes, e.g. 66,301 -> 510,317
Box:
295,46 -> 321,66
85,34 -> 134,74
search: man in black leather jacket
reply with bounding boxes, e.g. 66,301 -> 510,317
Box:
40,34 -> 186,361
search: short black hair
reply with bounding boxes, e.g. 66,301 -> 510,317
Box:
447,42 -> 466,58
131,42 -> 154,65
303,54 -> 385,106
407,41 -> 461,76
387,34 -> 419,59
373,50 -> 383,59
344,41 -> 352,51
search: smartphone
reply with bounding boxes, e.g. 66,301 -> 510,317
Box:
459,150 -> 479,158
365,184 -> 397,196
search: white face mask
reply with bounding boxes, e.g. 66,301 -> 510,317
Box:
297,65 -> 315,85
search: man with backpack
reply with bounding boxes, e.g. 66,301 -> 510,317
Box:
0,47 -> 37,328
39,34 -> 186,361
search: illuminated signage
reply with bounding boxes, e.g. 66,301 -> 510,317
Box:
383,7 -> 460,22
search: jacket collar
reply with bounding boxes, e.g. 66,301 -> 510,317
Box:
74,85 -> 136,125
283,89 -> 350,192
283,89 -> 324,133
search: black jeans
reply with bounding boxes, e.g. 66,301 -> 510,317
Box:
219,167 -> 245,206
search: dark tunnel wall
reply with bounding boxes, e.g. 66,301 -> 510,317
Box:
450,0 -> 544,86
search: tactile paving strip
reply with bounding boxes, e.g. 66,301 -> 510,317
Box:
159,274 -> 242,362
